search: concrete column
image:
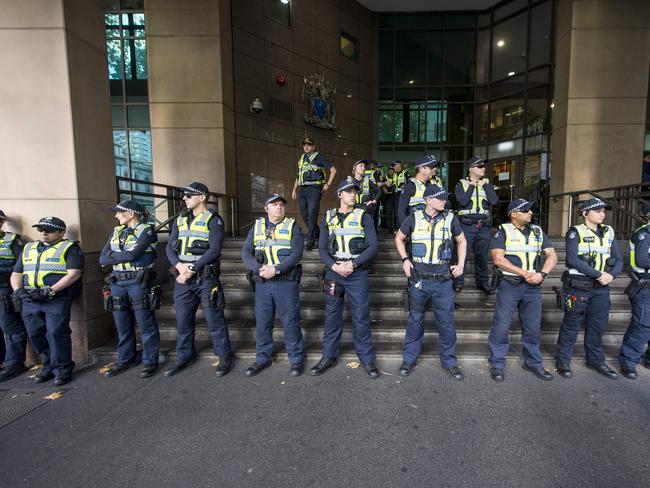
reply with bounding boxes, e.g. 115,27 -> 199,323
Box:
147,0 -> 237,223
0,0 -> 117,363
549,0 -> 650,235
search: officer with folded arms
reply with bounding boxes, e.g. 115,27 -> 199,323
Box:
397,156 -> 435,226
242,193 -> 305,377
487,199 -> 557,382
165,182 -> 233,377
11,217 -> 84,386
394,184 -> 467,380
311,177 -> 379,378
352,160 -> 381,215
618,201 -> 650,379
0,210 -> 27,382
555,198 -> 623,380
99,200 -> 160,379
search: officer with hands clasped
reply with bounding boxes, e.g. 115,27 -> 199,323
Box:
0,210 -> 27,382
99,200 -> 161,378
555,198 -> 623,380
487,199 -> 557,382
242,193 -> 305,377
618,201 -> 650,379
165,182 -> 233,377
455,156 -> 499,294
394,184 -> 467,380
11,217 -> 84,386
311,177 -> 380,378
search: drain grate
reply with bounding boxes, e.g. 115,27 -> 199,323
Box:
0,388 -> 68,429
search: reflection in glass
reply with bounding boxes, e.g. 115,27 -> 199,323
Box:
529,1 -> 552,68
113,130 -> 128,177
492,12 -> 527,81
379,31 -> 394,85
107,40 -> 122,79
427,101 -> 448,143
396,31 -> 426,85
490,95 -> 525,141
127,105 -> 150,127
526,86 -> 550,135
488,139 -> 523,158
475,103 -> 489,144
427,30 -> 443,85
443,31 -> 476,85
112,105 -> 125,128
446,104 -> 473,145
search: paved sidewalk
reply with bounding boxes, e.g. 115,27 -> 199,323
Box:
1,358 -> 649,488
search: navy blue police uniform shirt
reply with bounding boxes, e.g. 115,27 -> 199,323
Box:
242,218 -> 304,275
299,153 -> 332,187
565,225 -> 623,279
454,179 -> 499,220
490,224 -> 553,271
99,225 -> 157,267
399,211 -> 463,275
630,225 -> 650,272
397,178 -> 431,224
165,211 -> 225,272
318,211 -> 378,270
14,241 -> 84,287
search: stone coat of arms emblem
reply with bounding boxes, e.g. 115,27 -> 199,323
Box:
302,74 -> 337,130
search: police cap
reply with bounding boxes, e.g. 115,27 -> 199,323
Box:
264,193 -> 287,206
507,199 -> 536,215
337,176 -> 360,194
578,198 -> 611,213
182,181 -> 210,196
423,184 -> 449,200
109,200 -> 146,215
32,216 -> 66,231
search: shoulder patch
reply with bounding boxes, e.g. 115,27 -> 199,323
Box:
568,231 -> 576,240
639,233 -> 646,241
494,230 -> 501,238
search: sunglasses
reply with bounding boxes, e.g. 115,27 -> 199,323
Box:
36,227 -> 55,234
474,164 -> 486,169
183,193 -> 199,199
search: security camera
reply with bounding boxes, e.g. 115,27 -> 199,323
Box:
250,98 -> 263,113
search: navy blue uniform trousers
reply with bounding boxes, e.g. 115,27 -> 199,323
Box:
110,279 -> 160,365
173,276 -> 231,364
22,297 -> 74,377
556,286 -> 610,365
298,185 -> 321,245
0,284 -> 26,366
254,279 -> 304,365
403,277 -> 458,367
488,280 -> 543,369
322,269 -> 375,364
457,222 -> 491,287
619,288 -> 650,368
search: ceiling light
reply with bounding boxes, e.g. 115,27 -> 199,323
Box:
507,71 -> 515,77
346,93 -> 352,98
550,102 -> 555,109
280,0 -> 289,4
497,141 -> 514,152
497,39 -> 505,47
408,80 -> 415,85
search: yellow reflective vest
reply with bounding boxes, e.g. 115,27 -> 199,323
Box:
326,208 -> 366,259
630,225 -> 650,274
21,239 -> 74,288
410,210 -> 454,265
0,232 -> 18,274
297,152 -> 326,186
253,217 -> 295,265
500,223 -> 543,275
355,177 -> 371,205
569,223 -> 614,275
109,224 -> 155,271
408,178 -> 428,209
391,171 -> 407,192
430,175 -> 443,188
458,179 -> 489,216
176,210 -> 214,263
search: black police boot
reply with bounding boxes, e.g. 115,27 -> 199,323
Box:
620,365 -> 637,380
453,284 -> 463,293
54,374 -> 72,386
310,356 -> 337,376
164,356 -> 198,377
555,361 -> 572,378
490,367 -> 504,382
586,362 -> 619,380
478,284 -> 495,295
34,368 -> 54,384
140,363 -> 158,379
643,358 -> 650,370
104,361 -> 135,378
523,364 -> 553,381
0,363 -> 26,382
399,362 -> 416,377
245,361 -> 271,377
362,362 -> 380,379
446,366 -> 464,381
215,353 -> 233,377
289,363 -> 304,377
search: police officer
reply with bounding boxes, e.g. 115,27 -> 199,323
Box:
311,177 -> 379,378
11,217 -> 84,386
555,198 -> 623,380
242,193 -> 305,377
99,200 -> 160,378
395,185 -> 467,380
397,157 -> 434,226
165,182 -> 233,377
618,201 -> 650,379
291,137 -> 337,250
385,161 -> 409,233
455,156 -> 499,294
487,200 -> 558,382
430,157 -> 444,188
0,210 -> 27,382
352,160 -> 381,215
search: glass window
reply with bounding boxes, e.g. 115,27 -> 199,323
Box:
526,85 -> 550,135
428,13 -> 443,29
112,105 -> 125,128
446,104 -> 474,145
379,31 -> 394,85
393,13 -> 427,29
444,86 -> 474,103
529,1 -> 552,68
475,103 -> 489,144
113,130 -> 128,177
427,100 -> 448,143
378,102 -> 402,143
490,94 -> 525,141
127,105 -> 150,127
489,139 -> 523,158
476,28 -> 490,84
492,12 -> 527,81
427,30 -> 443,85
340,32 -> 358,61
107,40 -> 122,79
443,31 -> 476,85
265,0 -> 291,27
443,13 -> 475,29
409,102 -> 427,143
494,0 -> 528,22
395,31 -> 426,86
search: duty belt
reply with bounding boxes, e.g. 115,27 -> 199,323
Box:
460,217 -> 488,226
413,270 -> 451,281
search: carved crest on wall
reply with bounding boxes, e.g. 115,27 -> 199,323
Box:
302,74 -> 337,130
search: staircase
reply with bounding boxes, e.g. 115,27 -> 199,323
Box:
90,236 -> 632,365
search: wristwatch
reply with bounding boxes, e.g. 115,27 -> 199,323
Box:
540,271 -> 548,279
401,256 -> 410,263
275,267 -> 281,275
188,264 -> 196,272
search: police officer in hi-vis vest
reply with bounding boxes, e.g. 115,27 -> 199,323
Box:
384,161 -> 410,233
352,160 -> 381,215
11,217 -> 84,386
291,137 -> 337,251
99,200 -> 160,379
165,182 -> 232,377
397,157 -> 435,227
487,199 -> 557,382
311,177 -> 379,378
618,201 -> 650,379
454,156 -> 499,294
395,184 -> 467,380
555,198 -> 623,380
242,193 -> 305,377
0,210 -> 27,382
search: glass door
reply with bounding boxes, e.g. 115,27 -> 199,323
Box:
490,157 -> 518,227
